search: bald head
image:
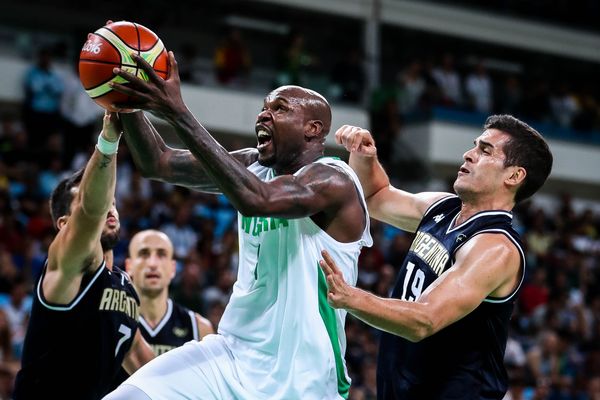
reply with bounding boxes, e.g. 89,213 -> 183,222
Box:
126,229 -> 176,297
128,229 -> 173,259
268,85 -> 332,137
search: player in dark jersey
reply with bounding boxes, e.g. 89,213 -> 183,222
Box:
125,229 -> 213,355
320,116 -> 553,399
14,112 -> 155,400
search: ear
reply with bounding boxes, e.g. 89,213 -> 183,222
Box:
505,166 -> 526,189
305,119 -> 323,139
124,258 -> 133,275
56,215 -> 68,231
169,260 -> 177,280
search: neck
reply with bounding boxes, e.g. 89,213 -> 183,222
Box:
456,194 -> 514,225
274,149 -> 323,176
103,251 -> 114,270
139,290 -> 169,328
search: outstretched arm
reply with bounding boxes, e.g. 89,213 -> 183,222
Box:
319,233 -> 522,341
110,53 -> 357,221
335,125 -> 449,232
49,112 -> 121,276
120,111 -> 258,193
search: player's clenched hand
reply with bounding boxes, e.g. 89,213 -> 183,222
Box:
319,250 -> 356,309
100,111 -> 122,142
110,51 -> 186,120
334,125 -> 377,157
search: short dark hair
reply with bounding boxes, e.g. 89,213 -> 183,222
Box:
49,169 -> 85,227
484,115 -> 553,203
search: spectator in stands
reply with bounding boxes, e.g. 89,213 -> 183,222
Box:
0,276 -> 29,360
22,46 -> 64,153
58,60 -> 103,166
525,209 -> 555,267
276,30 -> 317,86
170,260 -> 207,315
160,202 -> 198,260
0,308 -> 17,400
572,91 -> 599,133
331,48 -> 365,104
497,76 -> 523,116
202,269 -> 234,310
214,28 -> 251,86
431,53 -> 462,107
550,83 -> 579,129
178,44 -> 204,85
396,60 -> 426,115
520,268 -> 550,317
522,80 -> 551,123
465,60 -> 493,113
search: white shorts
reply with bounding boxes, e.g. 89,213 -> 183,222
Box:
123,334 -> 247,400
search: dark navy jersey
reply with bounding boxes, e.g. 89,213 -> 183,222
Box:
111,298 -> 200,386
14,261 -> 140,400
377,195 -> 525,400
139,299 -> 199,355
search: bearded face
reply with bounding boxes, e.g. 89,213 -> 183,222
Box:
101,227 -> 120,252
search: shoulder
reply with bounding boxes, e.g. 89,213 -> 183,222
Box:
231,148 -> 259,167
421,194 -> 459,218
456,232 -> 522,280
299,161 -> 353,184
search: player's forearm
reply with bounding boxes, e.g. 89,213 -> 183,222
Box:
168,109 -> 269,214
121,112 -> 222,192
79,147 -> 117,217
348,153 -> 390,199
120,112 -> 166,178
346,288 -> 434,342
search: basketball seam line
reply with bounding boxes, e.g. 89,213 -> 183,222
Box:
79,58 -> 168,74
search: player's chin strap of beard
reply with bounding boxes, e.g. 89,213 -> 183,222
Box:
101,231 -> 120,252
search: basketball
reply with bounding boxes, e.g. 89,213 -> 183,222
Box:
79,21 -> 169,112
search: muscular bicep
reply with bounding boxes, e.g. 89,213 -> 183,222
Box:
416,234 -> 522,334
367,188 -> 450,232
156,147 -> 258,193
250,164 -> 354,219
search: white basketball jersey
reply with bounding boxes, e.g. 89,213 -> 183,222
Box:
218,157 -> 372,399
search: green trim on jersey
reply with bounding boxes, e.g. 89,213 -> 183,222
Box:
318,266 -> 350,399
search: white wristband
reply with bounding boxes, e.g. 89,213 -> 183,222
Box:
96,134 -> 120,155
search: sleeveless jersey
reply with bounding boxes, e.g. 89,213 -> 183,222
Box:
139,299 -> 199,355
14,261 -> 140,400
377,195 -> 525,400
218,157 -> 373,399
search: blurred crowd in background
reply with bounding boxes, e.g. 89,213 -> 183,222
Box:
0,22 -> 600,400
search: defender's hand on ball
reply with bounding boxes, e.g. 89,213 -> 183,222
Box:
110,51 -> 185,119
319,250 -> 355,310
101,111 -> 122,142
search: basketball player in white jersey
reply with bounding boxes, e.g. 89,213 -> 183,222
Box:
103,53 -> 372,399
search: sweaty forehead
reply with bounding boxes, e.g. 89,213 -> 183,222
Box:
265,87 -> 308,105
131,232 -> 173,254
479,128 -> 511,146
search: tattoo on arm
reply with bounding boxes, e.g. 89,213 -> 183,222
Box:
99,154 -> 113,169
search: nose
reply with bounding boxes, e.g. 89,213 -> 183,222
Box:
463,147 -> 476,163
147,253 -> 160,268
256,109 -> 272,124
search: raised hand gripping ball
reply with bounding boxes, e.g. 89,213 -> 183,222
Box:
79,21 -> 168,112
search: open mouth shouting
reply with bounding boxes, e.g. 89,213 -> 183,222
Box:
256,125 -> 273,151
